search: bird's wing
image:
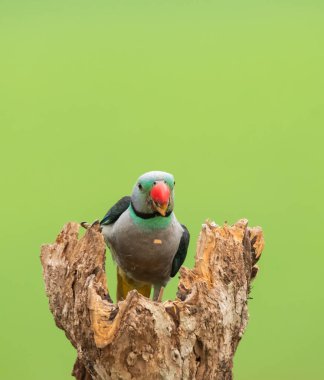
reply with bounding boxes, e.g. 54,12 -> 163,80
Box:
170,224 -> 190,278
100,196 -> 131,225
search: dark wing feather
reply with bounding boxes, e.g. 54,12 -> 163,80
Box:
170,224 -> 190,278
100,196 -> 131,225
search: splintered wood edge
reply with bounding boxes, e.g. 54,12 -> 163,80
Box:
88,284 -> 140,348
191,218 -> 264,284
41,222 -> 117,347
249,226 -> 265,259
40,221 -> 79,265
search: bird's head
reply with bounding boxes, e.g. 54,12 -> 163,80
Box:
131,171 -> 175,217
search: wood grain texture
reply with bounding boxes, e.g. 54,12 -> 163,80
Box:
40,219 -> 264,380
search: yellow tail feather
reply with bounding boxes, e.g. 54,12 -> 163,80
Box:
117,267 -> 151,301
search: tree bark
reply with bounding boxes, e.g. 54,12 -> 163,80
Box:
40,219 -> 264,380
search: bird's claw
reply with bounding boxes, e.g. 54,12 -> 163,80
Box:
80,220 -> 102,232
91,219 -> 102,232
91,219 -> 100,227
81,221 -> 91,229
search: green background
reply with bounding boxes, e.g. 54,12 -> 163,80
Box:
1,1 -> 323,379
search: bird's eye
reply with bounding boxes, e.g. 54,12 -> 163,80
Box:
153,181 -> 157,185
138,183 -> 143,190
174,181 -> 176,186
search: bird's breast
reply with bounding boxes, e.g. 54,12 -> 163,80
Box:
106,210 -> 183,286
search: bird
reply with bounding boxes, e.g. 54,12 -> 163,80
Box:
99,171 -> 190,302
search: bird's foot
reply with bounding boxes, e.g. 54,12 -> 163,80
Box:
80,220 -> 102,232
91,219 -> 100,227
80,221 -> 90,229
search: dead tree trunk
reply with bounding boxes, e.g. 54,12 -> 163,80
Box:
40,219 -> 264,380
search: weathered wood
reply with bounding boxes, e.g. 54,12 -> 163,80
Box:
40,219 -> 264,380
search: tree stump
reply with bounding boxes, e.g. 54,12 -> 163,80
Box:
40,219 -> 264,380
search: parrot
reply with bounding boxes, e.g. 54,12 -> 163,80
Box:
100,171 -> 190,302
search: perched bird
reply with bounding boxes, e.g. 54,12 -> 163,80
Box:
100,171 -> 190,302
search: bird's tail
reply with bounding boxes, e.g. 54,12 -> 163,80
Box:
117,267 -> 151,301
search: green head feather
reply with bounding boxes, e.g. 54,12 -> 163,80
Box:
130,171 -> 175,227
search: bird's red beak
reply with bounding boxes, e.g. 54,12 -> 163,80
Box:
150,182 -> 170,216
